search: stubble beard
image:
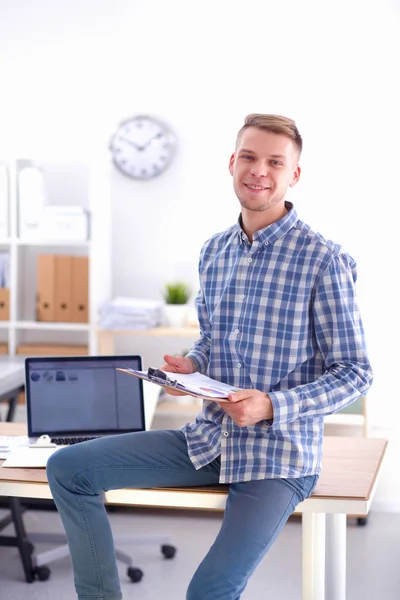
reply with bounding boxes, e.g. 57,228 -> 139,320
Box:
239,193 -> 283,213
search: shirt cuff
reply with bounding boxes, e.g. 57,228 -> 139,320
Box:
268,389 -> 300,426
185,351 -> 208,375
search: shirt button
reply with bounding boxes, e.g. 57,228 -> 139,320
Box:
265,240 -> 270,246
241,294 -> 245,300
237,363 -> 241,368
234,329 -> 239,334
247,257 -> 252,263
223,431 -> 229,437
242,235 -> 246,241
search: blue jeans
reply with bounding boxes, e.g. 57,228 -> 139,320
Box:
46,430 -> 317,600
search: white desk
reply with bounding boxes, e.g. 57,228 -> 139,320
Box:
0,425 -> 387,600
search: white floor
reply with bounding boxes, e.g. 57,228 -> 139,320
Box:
1,505 -> 400,599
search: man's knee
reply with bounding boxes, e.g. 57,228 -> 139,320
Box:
47,446 -> 80,490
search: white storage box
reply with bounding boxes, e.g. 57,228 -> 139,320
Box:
19,205 -> 90,242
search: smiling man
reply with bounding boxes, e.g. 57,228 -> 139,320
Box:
230,116 -> 301,235
47,114 -> 373,600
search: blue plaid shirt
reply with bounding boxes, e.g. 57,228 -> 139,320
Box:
183,203 -> 373,484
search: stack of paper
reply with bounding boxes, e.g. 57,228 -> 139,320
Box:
99,297 -> 163,330
2,445 -> 60,468
0,436 -> 30,459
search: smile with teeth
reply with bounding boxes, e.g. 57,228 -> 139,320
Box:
245,183 -> 270,191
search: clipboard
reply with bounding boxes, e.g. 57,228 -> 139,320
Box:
116,367 -> 242,402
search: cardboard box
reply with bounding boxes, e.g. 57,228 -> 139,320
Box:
71,256 -> 89,322
54,255 -> 72,322
0,288 -> 10,320
16,344 -> 88,356
0,342 -> 9,354
37,255 -> 56,321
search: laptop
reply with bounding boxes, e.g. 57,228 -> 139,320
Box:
25,355 -> 145,446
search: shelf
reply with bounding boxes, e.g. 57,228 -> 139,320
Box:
97,326 -> 200,355
16,239 -> 90,247
14,321 -> 90,332
0,158 -> 112,356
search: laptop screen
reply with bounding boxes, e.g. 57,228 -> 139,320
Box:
25,356 -> 145,437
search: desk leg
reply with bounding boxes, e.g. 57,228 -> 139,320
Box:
302,512 -> 326,600
325,513 -> 347,600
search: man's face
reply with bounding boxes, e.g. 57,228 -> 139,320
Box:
229,127 -> 301,214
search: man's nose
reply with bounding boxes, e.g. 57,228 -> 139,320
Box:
250,161 -> 268,177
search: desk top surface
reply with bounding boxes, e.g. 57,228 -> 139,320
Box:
0,422 -> 387,503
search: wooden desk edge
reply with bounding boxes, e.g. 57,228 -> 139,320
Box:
0,430 -> 388,511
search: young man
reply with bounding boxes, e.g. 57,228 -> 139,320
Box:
47,114 -> 373,600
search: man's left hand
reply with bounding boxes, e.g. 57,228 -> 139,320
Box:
216,389 -> 274,427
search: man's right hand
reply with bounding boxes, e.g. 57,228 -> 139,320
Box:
159,354 -> 197,396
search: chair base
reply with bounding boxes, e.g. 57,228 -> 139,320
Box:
28,531 -> 175,568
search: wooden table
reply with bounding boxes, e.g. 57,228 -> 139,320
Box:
0,422 -> 387,600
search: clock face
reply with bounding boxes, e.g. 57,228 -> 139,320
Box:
109,115 -> 176,180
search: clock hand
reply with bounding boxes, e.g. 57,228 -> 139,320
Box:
118,136 -> 145,151
142,132 -> 164,149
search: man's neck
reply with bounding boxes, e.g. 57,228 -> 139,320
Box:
241,203 -> 288,243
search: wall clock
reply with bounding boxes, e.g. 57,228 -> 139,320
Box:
109,115 -> 176,180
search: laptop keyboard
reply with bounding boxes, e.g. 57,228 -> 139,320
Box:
51,437 -> 96,445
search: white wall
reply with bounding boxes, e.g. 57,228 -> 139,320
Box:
1,0 -> 400,504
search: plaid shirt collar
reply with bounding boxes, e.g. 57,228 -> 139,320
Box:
236,201 -> 298,247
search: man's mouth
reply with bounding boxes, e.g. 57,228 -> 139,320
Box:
244,183 -> 270,191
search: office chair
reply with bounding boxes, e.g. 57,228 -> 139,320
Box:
27,526 -> 176,582
14,494 -> 176,582
7,496 -> 175,583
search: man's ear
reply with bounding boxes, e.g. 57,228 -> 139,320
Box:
289,165 -> 301,188
228,153 -> 235,176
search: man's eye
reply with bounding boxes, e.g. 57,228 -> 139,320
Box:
242,155 -> 253,160
271,160 -> 282,166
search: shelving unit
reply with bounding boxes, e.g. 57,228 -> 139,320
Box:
0,158 -> 112,356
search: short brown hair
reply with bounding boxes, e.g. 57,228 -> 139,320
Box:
236,114 -> 303,156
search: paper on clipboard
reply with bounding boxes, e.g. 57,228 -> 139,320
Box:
116,367 -> 242,401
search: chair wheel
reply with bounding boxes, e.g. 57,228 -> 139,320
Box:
34,565 -> 51,581
127,567 -> 143,583
357,517 -> 368,526
161,544 -> 176,559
